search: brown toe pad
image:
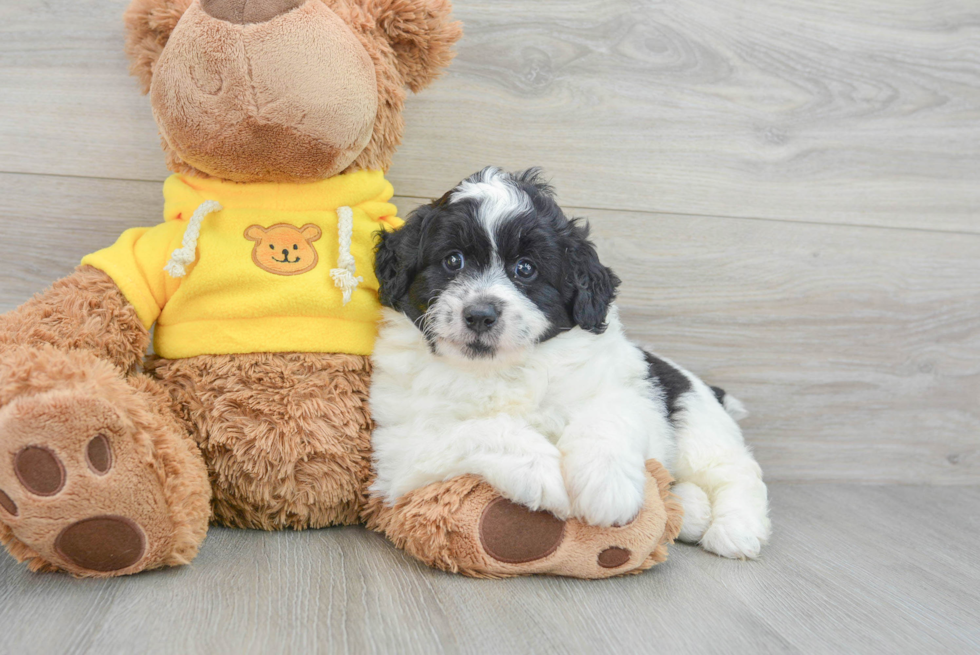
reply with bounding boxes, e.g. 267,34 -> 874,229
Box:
0,489 -> 18,516
55,516 -> 146,573
85,434 -> 112,475
14,446 -> 66,496
597,546 -> 632,569
479,497 -> 565,564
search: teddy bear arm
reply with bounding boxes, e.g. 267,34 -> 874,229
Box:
364,459 -> 684,579
0,266 -> 149,375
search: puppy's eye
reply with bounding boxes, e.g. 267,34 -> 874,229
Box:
293,244 -> 298,250
269,244 -> 275,250
514,258 -> 537,280
443,252 -> 465,273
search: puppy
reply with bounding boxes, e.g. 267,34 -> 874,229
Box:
370,168 -> 771,558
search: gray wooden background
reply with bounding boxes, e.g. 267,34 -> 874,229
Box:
1,1 -> 978,653
2,0 -> 977,485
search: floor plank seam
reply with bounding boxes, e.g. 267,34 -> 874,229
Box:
3,171 -> 978,239
387,194 -> 980,238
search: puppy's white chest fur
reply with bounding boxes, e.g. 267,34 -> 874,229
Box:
372,309 -> 656,435
370,306 -> 676,526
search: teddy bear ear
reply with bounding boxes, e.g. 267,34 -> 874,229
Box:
361,0 -> 463,93
123,0 -> 194,94
300,224 -> 323,242
244,225 -> 267,242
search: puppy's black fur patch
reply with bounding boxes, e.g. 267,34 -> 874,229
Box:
374,168 -> 622,346
643,352 -> 692,418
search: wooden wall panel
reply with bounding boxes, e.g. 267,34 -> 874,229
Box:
1,1 -> 978,231
2,174 -> 977,483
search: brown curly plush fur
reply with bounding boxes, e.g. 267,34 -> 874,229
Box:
149,353 -> 374,530
0,267 -> 149,372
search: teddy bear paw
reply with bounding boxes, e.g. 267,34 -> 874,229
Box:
475,461 -> 676,578
0,390 -> 194,576
374,459 -> 683,579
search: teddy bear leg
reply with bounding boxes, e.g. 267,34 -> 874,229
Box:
0,346 -> 211,577
149,352 -> 373,530
364,460 -> 684,579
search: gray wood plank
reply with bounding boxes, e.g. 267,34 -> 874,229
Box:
0,484 -> 977,654
2,173 -> 977,484
1,0 -> 979,231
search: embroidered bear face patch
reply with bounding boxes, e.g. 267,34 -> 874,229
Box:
244,223 -> 322,276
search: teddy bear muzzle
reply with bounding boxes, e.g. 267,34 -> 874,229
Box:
200,0 -> 306,24
149,0 -> 379,183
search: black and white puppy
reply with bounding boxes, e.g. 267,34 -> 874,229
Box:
370,168 -> 770,558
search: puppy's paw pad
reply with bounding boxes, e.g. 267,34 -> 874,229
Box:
479,497 -> 566,564
55,516 -> 146,573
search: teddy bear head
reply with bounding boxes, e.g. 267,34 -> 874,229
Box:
124,0 -> 461,183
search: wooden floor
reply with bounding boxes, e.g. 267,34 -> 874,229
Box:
0,484 -> 978,654
0,0 -> 978,652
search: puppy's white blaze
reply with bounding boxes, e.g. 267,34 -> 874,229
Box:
450,167 -> 533,244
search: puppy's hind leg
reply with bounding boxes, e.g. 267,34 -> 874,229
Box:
672,384 -> 771,559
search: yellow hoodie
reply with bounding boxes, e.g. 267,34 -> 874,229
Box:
81,170 -> 402,359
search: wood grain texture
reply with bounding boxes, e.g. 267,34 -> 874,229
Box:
1,174 -> 977,484
1,1 -> 979,646
0,484 -> 977,654
1,1 -> 979,231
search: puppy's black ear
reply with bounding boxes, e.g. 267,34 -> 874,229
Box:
374,206 -> 431,309
374,228 -> 406,309
564,220 -> 620,334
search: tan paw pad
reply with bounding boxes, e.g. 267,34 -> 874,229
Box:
55,516 -> 146,573
14,446 -> 66,496
0,489 -> 17,516
85,434 -> 112,475
479,497 -> 566,564
597,546 -> 632,569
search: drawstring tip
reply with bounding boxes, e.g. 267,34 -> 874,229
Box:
163,261 -> 187,278
331,268 -> 363,305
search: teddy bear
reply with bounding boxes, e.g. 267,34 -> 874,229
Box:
0,0 -> 681,580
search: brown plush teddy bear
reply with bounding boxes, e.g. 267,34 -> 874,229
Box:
0,0 -> 680,579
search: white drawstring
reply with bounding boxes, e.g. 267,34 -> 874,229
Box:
164,200 -> 223,278
331,206 -> 362,305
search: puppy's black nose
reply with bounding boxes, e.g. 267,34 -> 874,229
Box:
463,304 -> 498,333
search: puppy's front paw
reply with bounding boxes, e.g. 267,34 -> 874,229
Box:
565,457 -> 646,528
700,512 -> 771,559
492,453 -> 570,519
